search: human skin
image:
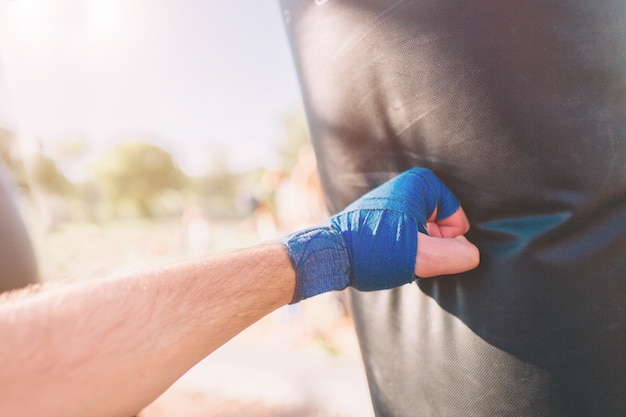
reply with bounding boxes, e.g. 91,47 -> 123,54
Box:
0,208 -> 477,417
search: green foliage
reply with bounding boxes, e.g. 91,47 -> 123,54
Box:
31,152 -> 73,195
0,126 -> 29,189
93,141 -> 187,218
0,127 -> 72,196
53,137 -> 90,160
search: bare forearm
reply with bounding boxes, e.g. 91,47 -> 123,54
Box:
0,168 -> 479,417
0,243 -> 294,417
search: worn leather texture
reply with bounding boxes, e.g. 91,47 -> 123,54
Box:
279,1 -> 626,415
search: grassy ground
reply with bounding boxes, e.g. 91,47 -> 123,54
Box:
139,391 -> 349,417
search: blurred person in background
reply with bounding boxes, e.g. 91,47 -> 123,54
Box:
278,1 -> 625,416
180,204 -> 212,254
275,145 -> 327,234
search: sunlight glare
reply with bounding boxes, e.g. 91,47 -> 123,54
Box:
0,0 -> 131,46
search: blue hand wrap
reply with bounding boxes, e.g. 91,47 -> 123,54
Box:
281,168 -> 460,303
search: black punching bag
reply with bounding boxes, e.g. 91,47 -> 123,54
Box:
279,1 -> 626,415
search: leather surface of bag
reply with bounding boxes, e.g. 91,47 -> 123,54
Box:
279,1 -> 626,415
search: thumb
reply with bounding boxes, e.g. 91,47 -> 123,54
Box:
415,233 -> 480,278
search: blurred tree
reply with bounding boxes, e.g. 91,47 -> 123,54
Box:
54,137 -> 90,159
51,136 -> 91,182
189,150 -> 241,219
31,150 -> 72,196
93,141 -> 187,218
0,125 -> 29,189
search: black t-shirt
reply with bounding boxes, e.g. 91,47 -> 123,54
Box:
279,1 -> 626,416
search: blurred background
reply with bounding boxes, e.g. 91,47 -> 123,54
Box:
0,1 -> 373,416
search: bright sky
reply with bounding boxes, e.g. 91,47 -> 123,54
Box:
0,0 -> 302,177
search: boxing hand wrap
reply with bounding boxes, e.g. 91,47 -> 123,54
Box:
281,168 -> 460,303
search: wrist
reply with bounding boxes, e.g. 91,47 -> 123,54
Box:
280,222 -> 351,303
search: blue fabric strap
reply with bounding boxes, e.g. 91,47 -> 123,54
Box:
281,168 -> 460,303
